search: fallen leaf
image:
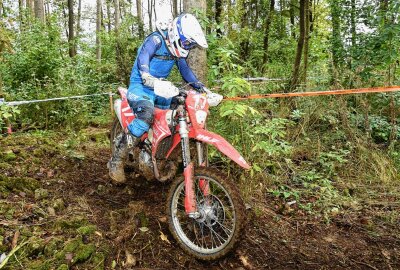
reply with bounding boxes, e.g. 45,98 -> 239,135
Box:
158,216 -> 167,223
95,231 -> 103,237
47,207 -> 56,216
125,250 -> 136,267
323,236 -> 335,243
381,249 -> 391,260
11,231 -> 20,249
139,227 -> 149,232
47,170 -> 54,178
159,231 -> 171,245
0,253 -> 7,264
65,252 -> 73,263
239,254 -> 254,269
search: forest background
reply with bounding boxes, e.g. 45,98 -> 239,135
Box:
1,0 -> 400,219
0,0 -> 399,268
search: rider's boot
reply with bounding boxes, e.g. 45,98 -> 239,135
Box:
107,133 -> 140,184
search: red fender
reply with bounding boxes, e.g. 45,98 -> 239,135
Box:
166,129 -> 251,169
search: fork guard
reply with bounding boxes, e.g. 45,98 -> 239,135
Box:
166,129 -> 251,170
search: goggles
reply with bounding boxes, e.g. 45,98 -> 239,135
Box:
180,39 -> 197,50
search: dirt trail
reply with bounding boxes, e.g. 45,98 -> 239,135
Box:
0,131 -> 399,269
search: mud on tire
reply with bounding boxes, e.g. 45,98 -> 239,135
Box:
166,168 -> 246,260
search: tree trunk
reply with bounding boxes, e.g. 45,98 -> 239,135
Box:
18,0 -> 26,25
26,0 -> 34,16
136,0 -> 144,38
105,0 -> 111,32
61,1 -> 69,39
172,0 -> 178,17
330,0 -> 343,85
289,0 -> 296,39
96,0 -> 102,62
152,0 -> 156,25
77,0 -> 82,37
301,0 -> 311,85
262,0 -> 275,72
289,0 -> 305,90
239,0 -> 250,60
0,0 -> 2,18
114,0 -> 120,29
147,0 -> 152,31
183,0 -> 207,82
68,0 -> 76,57
350,0 -> 356,48
34,0 -> 44,22
44,1 -> 50,18
215,0 -> 222,36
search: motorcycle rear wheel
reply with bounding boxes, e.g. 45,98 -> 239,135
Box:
166,168 -> 245,260
110,118 -> 123,155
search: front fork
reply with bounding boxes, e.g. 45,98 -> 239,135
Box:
178,111 -> 198,218
179,110 -> 210,219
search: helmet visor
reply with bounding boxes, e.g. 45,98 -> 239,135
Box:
180,39 -> 197,50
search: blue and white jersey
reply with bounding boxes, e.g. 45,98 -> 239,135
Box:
129,31 -> 204,90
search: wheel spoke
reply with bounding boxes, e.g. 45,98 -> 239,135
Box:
169,171 -> 241,256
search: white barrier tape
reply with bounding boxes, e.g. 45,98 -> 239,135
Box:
1,93 -> 114,106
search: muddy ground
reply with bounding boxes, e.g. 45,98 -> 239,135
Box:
0,129 -> 399,270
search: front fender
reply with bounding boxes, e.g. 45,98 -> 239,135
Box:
193,129 -> 251,169
166,129 -> 250,169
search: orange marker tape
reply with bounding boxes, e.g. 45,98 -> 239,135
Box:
222,86 -> 400,101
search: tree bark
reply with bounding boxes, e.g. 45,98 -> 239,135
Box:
215,0 -> 222,36
330,0 -> 343,85
147,0 -> 152,31
172,0 -> 178,17
262,0 -> 275,72
302,0 -> 311,85
239,0 -> 250,60
105,0 -> 111,32
96,0 -> 102,62
136,0 -> 144,38
0,0 -> 2,18
289,0 -> 296,39
152,0 -> 156,25
77,0 -> 82,37
289,0 -> 305,90
68,0 -> 76,57
350,0 -> 356,48
61,1 -> 69,39
114,0 -> 120,29
44,1 -> 50,18
26,0 -> 34,16
18,0 -> 26,25
183,0 -> 207,82
34,0 -> 44,22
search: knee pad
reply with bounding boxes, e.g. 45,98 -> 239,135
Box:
127,118 -> 150,137
128,100 -> 154,125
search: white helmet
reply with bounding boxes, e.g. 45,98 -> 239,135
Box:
167,13 -> 208,58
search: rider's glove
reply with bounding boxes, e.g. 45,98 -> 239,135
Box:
141,72 -> 158,88
198,86 -> 211,94
199,86 -> 223,107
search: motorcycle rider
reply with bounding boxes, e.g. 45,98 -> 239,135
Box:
108,13 -> 210,184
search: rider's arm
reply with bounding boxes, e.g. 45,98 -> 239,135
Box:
176,58 -> 204,90
137,35 -> 162,87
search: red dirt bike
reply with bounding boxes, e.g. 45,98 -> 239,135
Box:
110,86 -> 250,260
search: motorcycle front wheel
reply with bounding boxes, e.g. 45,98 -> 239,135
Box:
166,168 -> 246,260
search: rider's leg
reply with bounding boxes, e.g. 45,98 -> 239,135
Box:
108,132 -> 140,184
108,86 -> 155,184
